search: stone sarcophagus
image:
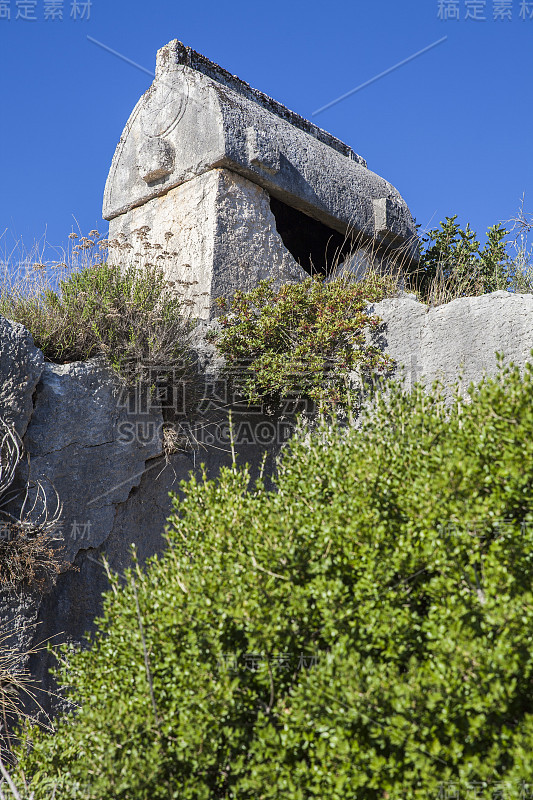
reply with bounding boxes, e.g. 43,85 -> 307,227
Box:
103,39 -> 417,318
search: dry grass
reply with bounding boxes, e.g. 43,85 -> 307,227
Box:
0,424 -> 64,788
0,532 -> 64,595
0,229 -> 197,392
0,423 -> 64,592
0,620 -> 57,762
0,225 -> 105,304
409,261 -> 489,307
320,217 -> 418,291
506,198 -> 533,293
327,204 -> 533,307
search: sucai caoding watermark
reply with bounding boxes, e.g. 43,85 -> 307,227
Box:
437,0 -> 533,20
0,0 -> 92,21
114,364 -> 316,417
113,364 -> 315,450
117,417 -> 297,449
437,780 -> 533,798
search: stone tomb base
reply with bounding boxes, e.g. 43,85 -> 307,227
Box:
108,168 -> 307,319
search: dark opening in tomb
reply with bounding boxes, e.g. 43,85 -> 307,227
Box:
269,195 -> 356,276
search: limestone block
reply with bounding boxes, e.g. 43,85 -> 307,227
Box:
103,39 -> 417,260
23,359 -> 164,563
368,291 -> 533,393
108,168 -> 307,318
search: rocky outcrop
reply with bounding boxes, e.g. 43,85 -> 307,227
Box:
0,316 -> 44,437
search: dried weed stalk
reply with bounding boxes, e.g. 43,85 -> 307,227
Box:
0,423 -> 64,592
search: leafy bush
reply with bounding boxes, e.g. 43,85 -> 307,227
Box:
0,753 -> 53,799
412,216 -> 513,303
209,274 -> 397,411
15,356 -> 533,799
0,262 -> 194,385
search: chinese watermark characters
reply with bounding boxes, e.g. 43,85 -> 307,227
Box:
438,0 -> 532,18
438,780 -> 533,798
216,652 -> 319,674
0,0 -> 92,20
70,520 -> 92,542
438,517 -> 529,540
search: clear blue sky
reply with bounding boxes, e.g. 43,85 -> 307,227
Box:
1,0 -> 532,264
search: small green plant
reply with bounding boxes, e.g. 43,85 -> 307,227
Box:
0,261 -> 195,386
209,274 -> 397,411
411,215 -> 512,303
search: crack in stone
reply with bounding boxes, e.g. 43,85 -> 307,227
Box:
35,438 -> 117,457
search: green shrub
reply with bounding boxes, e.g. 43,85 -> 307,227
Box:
209,274 -> 397,411
15,356 -> 533,799
0,753 -> 54,799
396,209 -> 533,303
0,262 -> 194,384
411,216 -> 522,303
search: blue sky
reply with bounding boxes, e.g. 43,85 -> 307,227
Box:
1,0 -> 532,265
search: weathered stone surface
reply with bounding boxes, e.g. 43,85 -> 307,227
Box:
23,359 -> 164,564
103,40 -> 415,243
0,586 -> 43,699
0,315 -> 44,437
104,40 -> 417,318
109,169 -> 307,317
368,291 -> 533,392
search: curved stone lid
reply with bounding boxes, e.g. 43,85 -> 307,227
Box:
157,39 -> 366,165
103,39 -> 417,256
